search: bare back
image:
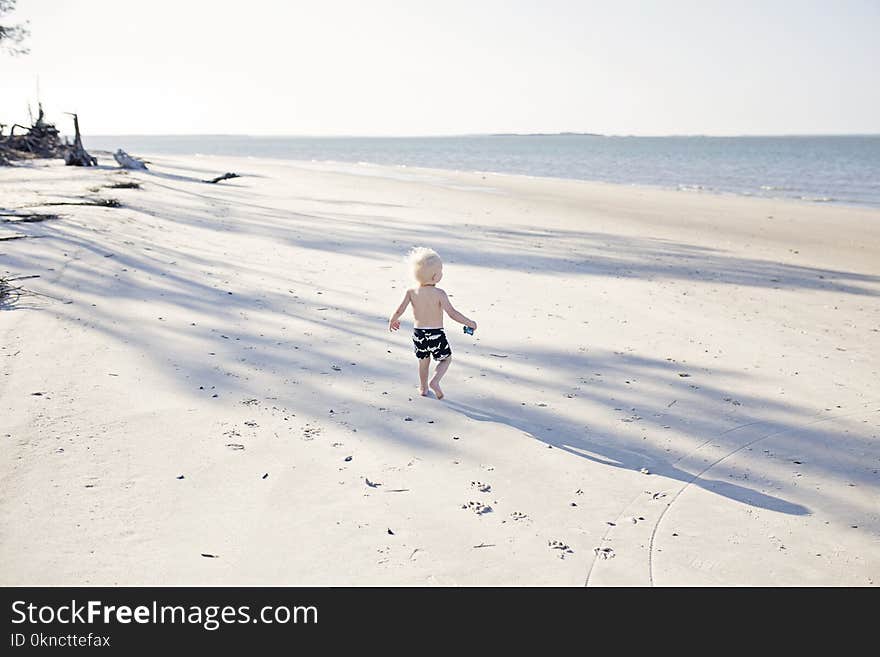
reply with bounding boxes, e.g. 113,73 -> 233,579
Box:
408,285 -> 445,328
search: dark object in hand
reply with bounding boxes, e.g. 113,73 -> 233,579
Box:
463,325 -> 475,335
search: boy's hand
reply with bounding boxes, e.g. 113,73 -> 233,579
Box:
389,318 -> 400,332
468,320 -> 477,331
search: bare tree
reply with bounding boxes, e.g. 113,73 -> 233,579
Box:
0,0 -> 29,56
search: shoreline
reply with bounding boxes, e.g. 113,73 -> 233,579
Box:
301,158 -> 880,210
110,150 -> 880,212
2,154 -> 878,585
78,133 -> 880,211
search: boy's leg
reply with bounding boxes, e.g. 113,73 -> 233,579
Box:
429,357 -> 451,399
418,358 -> 430,395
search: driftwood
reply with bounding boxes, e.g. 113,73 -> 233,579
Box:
113,149 -> 147,170
0,104 -> 66,163
204,172 -> 240,184
38,199 -> 120,208
0,212 -> 59,223
63,113 -> 96,166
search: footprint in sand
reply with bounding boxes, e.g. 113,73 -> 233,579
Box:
510,511 -> 528,521
462,501 -> 492,515
302,425 -> 322,440
594,546 -> 615,559
548,540 -> 573,554
471,481 -> 491,493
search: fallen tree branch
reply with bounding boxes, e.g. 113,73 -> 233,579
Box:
0,212 -> 60,223
204,172 -> 240,184
35,199 -> 120,208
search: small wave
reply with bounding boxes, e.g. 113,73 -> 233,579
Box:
759,185 -> 794,191
800,196 -> 836,203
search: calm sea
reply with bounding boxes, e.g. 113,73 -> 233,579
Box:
84,134 -> 880,208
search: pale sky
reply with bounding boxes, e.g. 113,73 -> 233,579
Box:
2,0 -> 878,136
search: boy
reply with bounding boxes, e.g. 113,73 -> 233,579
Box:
388,247 -> 477,399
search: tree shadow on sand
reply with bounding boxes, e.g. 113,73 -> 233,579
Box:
444,397 -> 810,515
5,168 -> 879,531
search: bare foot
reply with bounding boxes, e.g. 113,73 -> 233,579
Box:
429,380 -> 444,399
419,386 -> 429,397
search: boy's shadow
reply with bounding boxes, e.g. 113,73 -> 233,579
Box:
443,398 -> 809,516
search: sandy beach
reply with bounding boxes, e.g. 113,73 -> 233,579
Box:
1,154 -> 878,586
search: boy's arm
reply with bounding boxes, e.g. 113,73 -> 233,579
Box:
440,290 -> 476,329
388,290 -> 411,331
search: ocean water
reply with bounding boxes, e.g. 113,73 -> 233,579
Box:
84,134 -> 880,208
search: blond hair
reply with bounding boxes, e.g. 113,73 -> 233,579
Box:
406,247 -> 442,284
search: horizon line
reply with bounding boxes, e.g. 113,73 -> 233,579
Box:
81,131 -> 880,139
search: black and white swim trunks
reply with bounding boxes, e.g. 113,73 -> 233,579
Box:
412,327 -> 452,361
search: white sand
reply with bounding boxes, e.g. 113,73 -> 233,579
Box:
1,154 -> 878,586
